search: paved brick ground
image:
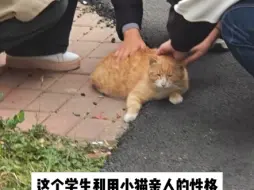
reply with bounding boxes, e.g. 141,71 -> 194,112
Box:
0,4 -> 127,144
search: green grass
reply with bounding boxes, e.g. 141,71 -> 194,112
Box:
0,110 -> 106,190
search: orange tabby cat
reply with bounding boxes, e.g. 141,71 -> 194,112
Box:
90,48 -> 189,123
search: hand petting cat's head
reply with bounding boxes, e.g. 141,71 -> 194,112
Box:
148,56 -> 185,89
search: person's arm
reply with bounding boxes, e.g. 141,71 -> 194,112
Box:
111,0 -> 143,40
168,0 -> 240,52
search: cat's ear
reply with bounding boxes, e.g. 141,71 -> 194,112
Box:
149,57 -> 158,66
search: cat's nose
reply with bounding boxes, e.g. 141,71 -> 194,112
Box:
161,84 -> 166,87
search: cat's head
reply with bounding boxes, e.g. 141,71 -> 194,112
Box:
148,56 -> 185,88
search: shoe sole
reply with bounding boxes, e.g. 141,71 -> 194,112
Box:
5,56 -> 81,72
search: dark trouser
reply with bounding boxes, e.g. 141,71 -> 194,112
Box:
0,0 -> 77,56
221,0 -> 254,77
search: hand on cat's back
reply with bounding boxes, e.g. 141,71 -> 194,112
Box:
114,28 -> 146,62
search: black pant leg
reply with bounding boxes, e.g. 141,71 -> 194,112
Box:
0,0 -> 77,57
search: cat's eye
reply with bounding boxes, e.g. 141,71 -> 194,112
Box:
157,74 -> 161,77
167,74 -> 172,77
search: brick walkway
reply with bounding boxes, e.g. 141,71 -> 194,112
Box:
0,4 -> 127,144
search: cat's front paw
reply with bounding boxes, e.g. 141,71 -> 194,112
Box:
124,113 -> 138,123
169,94 -> 183,105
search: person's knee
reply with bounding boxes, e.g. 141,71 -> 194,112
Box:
221,6 -> 253,47
220,9 -> 237,46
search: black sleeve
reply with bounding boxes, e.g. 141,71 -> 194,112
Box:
111,0 -> 143,41
167,7 -> 215,52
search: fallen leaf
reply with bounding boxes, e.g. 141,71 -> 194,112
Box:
111,38 -> 116,43
72,112 -> 81,117
116,113 -> 121,119
91,112 -> 107,120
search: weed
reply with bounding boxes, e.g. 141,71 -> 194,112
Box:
0,110 -> 106,190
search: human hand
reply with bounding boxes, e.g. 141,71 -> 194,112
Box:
114,28 -> 146,61
156,40 -> 188,61
182,38 -> 212,65
157,22 -> 221,65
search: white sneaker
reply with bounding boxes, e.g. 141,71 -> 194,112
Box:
5,52 -> 81,71
209,38 -> 228,52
